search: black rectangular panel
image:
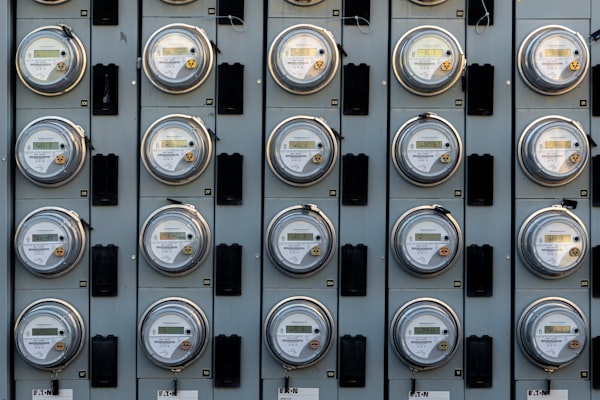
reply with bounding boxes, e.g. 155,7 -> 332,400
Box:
466,244 -> 493,297
467,154 -> 493,206
466,335 -> 493,388
593,66 -> 600,117
339,335 -> 366,387
92,154 -> 119,206
218,0 -> 244,25
92,244 -> 118,297
92,64 -> 119,115
467,64 -> 494,116
92,0 -> 118,25
593,246 -> 600,298
91,335 -> 118,387
218,63 -> 244,114
343,0 -> 370,26
215,243 -> 242,296
467,0 -> 494,25
214,334 -> 241,387
217,153 -> 243,205
593,156 -> 600,207
343,64 -> 369,115
341,244 -> 367,296
594,337 -> 600,389
342,153 -> 368,206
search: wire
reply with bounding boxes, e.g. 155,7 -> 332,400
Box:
475,0 -> 490,35
339,16 -> 371,34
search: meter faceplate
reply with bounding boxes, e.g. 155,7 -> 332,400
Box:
141,114 -> 212,185
267,116 -> 338,186
391,205 -> 462,277
16,116 -> 86,187
139,297 -> 209,370
142,23 -> 214,94
518,297 -> 587,371
518,116 -> 589,187
266,205 -> 336,277
15,207 -> 86,277
392,113 -> 462,186
16,25 -> 87,96
14,298 -> 85,371
518,25 -> 589,96
392,25 -> 465,96
268,24 -> 340,95
390,298 -> 461,371
140,204 -> 211,276
264,296 -> 334,369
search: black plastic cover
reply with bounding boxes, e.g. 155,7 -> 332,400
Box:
214,334 -> 241,387
217,153 -> 243,205
92,244 -> 118,297
343,64 -> 370,115
92,64 -> 119,115
339,335 -> 366,387
467,154 -> 494,206
92,0 -> 118,25
593,246 -> 600,298
467,0 -> 494,25
593,156 -> 600,207
218,63 -> 244,115
593,66 -> 600,117
91,335 -> 118,387
215,243 -> 242,296
467,64 -> 494,116
218,0 -> 244,25
466,244 -> 493,297
343,0 -> 370,26
594,336 -> 600,389
466,335 -> 493,388
342,153 -> 368,206
341,244 -> 367,296
92,154 -> 119,206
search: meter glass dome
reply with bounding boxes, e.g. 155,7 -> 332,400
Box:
266,204 -> 336,277
391,205 -> 462,277
518,116 -> 589,186
518,206 -> 587,279
143,23 -> 214,94
268,24 -> 339,95
267,116 -> 338,186
264,296 -> 334,369
141,114 -> 212,185
140,204 -> 211,276
15,298 -> 85,371
518,25 -> 589,95
15,207 -> 86,277
392,113 -> 462,186
391,298 -> 461,370
392,25 -> 465,96
16,116 -> 86,187
518,297 -> 587,371
139,297 -> 209,370
16,25 -> 87,96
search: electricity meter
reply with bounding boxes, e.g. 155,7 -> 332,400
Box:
15,207 -> 86,277
518,206 -> 587,279
264,296 -> 334,369
518,297 -> 587,371
392,113 -> 462,186
140,204 -> 211,276
390,298 -> 461,371
518,25 -> 589,95
15,116 -> 86,187
141,114 -> 213,185
268,24 -> 340,95
391,205 -> 462,277
161,0 -> 197,4
14,298 -> 85,371
16,25 -> 86,96
266,204 -> 336,277
142,23 -> 214,94
392,25 -> 465,96
139,297 -> 209,370
285,0 -> 324,5
518,116 -> 589,187
267,116 -> 338,186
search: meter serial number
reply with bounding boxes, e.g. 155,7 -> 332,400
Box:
290,48 -> 318,57
544,325 -> 571,334
159,232 -> 187,240
543,49 -> 572,57
544,140 -> 571,149
416,49 -> 445,58
416,141 -> 443,149
33,49 -> 61,58
544,234 -> 571,243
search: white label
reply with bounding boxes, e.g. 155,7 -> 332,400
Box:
278,387 -> 319,400
408,390 -> 450,399
280,34 -> 328,81
157,390 -> 198,400
32,389 -> 73,400
407,36 -> 452,81
527,389 -> 568,400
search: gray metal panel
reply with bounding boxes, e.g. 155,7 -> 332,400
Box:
16,0 -> 91,20
142,0 -> 217,17
138,379 -> 213,399
392,0 -> 466,19
388,378 -> 465,399
16,380 -> 90,400
268,0 -> 342,18
515,0 -> 592,19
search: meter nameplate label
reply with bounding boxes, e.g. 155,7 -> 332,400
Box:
22,221 -> 64,266
279,129 -> 322,173
527,389 -> 568,400
24,38 -> 66,82
408,391 -> 450,400
406,222 -> 448,266
32,389 -> 73,400
280,35 -> 326,80
276,314 -> 317,358
150,221 -> 193,264
407,130 -> 448,173
534,36 -> 579,81
278,221 -> 321,265
536,127 -> 579,173
152,35 -> 193,79
151,127 -> 194,172
534,222 -> 581,269
405,315 -> 449,359
149,315 -> 193,359
408,37 -> 451,81
534,314 -> 578,358
23,129 -> 64,174
157,390 -> 198,400
23,316 -> 64,360
278,387 -> 319,400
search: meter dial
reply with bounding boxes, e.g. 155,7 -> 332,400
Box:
518,25 -> 589,95
141,114 -> 213,185
139,297 -> 209,370
16,25 -> 87,96
518,297 -> 587,371
143,23 -> 214,94
266,204 -> 336,277
392,113 -> 462,186
267,116 -> 338,186
16,116 -> 86,187
390,298 -> 461,371
392,25 -> 466,96
409,0 -> 448,5
15,298 -> 85,372
140,204 -> 211,276
264,296 -> 334,369
518,116 -> 589,187
15,207 -> 86,278
391,205 -> 462,277
518,206 -> 587,279
285,0 -> 325,5
268,24 -> 340,95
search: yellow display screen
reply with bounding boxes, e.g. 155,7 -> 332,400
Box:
161,139 -> 189,148
32,233 -> 59,242
414,327 -> 441,335
415,233 -> 442,241
158,326 -> 185,335
544,234 -> 571,243
289,140 -> 316,149
287,233 -> 314,241
162,47 -> 189,56
416,141 -> 443,149
290,48 -> 317,57
160,232 -> 187,240
416,49 -> 444,57
544,49 -> 572,57
544,141 -> 572,149
544,325 -> 571,334
33,142 -> 59,150
34,49 -> 60,58
286,325 -> 312,334
32,328 -> 59,336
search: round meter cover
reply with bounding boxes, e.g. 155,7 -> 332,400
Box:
16,116 -> 86,187
143,23 -> 214,94
518,297 -> 587,371
268,24 -> 340,95
518,116 -> 589,186
139,298 -> 209,370
16,25 -> 87,96
392,25 -> 465,96
140,204 -> 211,276
518,206 -> 588,279
267,116 -> 338,186
15,207 -> 86,277
266,204 -> 336,277
518,25 -> 589,95
15,298 -> 85,371
409,0 -> 448,5
264,296 -> 334,369
390,298 -> 461,371
392,113 -> 462,186
141,114 -> 212,185
391,205 -> 462,277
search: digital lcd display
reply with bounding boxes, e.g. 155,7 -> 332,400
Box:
289,141 -> 316,149
416,49 -> 444,57
290,48 -> 318,57
32,328 -> 59,336
162,47 -> 189,56
33,142 -> 59,150
34,49 -> 60,58
544,325 -> 571,334
161,139 -> 189,148
415,233 -> 442,241
416,141 -> 443,149
158,326 -> 185,335
544,141 -> 572,149
160,232 -> 187,240
543,49 -> 572,57
414,326 -> 441,335
32,233 -> 59,242
544,234 -> 571,243
287,233 -> 314,241
286,325 -> 313,334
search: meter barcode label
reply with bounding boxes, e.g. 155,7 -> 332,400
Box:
157,390 -> 198,400
408,391 -> 450,399
32,389 -> 73,400
527,389 -> 568,400
278,387 -> 319,400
